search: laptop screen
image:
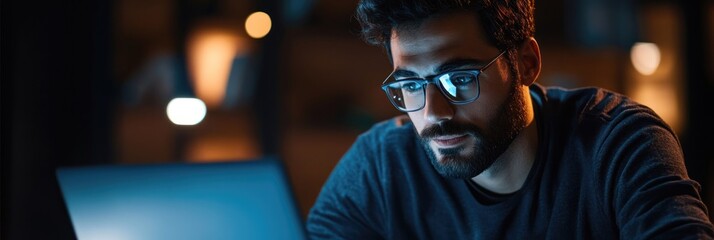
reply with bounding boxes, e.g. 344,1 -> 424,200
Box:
57,157 -> 306,240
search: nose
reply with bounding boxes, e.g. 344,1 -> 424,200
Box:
423,85 -> 454,124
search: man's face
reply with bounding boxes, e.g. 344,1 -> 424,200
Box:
389,11 -> 528,179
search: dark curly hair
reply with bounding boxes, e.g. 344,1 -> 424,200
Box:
355,0 -> 535,84
355,0 -> 535,52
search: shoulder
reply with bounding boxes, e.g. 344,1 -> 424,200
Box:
353,115 -> 418,152
536,85 -> 662,126
532,84 -> 673,141
532,84 -> 681,172
330,115 -> 419,172
307,116 -> 421,238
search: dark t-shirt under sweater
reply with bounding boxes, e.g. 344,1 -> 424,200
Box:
306,84 -> 714,239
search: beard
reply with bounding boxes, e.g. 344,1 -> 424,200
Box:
420,81 -> 528,179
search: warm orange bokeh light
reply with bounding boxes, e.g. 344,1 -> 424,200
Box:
630,83 -> 681,133
245,11 -> 272,39
631,42 -> 661,76
185,135 -> 260,162
187,28 -> 248,108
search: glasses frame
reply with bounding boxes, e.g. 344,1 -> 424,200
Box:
380,51 -> 506,112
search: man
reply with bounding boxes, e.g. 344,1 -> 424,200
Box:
306,0 -> 714,238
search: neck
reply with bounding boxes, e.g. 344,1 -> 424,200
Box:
471,90 -> 538,194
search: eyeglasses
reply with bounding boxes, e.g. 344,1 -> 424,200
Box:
380,51 -> 506,112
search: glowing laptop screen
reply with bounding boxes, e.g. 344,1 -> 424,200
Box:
57,158 -> 305,240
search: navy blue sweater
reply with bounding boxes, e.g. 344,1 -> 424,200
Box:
307,84 -> 714,239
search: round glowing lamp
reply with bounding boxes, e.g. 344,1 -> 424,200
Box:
630,42 -> 661,76
245,11 -> 272,39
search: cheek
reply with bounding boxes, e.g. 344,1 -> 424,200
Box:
407,112 -> 426,133
452,93 -> 503,129
464,95 -> 498,116
466,70 -> 512,120
453,105 -> 489,128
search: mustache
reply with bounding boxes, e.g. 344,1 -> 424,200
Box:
419,121 -> 478,140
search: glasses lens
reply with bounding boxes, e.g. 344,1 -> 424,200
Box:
381,70 -> 481,112
438,71 -> 480,102
384,80 -> 425,111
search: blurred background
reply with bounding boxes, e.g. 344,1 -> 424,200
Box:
2,0 -> 713,239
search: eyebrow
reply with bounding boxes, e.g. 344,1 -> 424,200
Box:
391,58 -> 485,79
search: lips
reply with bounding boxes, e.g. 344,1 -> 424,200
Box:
432,134 -> 469,147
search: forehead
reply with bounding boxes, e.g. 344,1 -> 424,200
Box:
389,11 -> 497,75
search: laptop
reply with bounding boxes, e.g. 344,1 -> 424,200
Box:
56,157 -> 306,240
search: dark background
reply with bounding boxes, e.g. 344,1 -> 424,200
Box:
2,0 -> 713,239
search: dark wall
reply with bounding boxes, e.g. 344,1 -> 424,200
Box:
680,0 -> 714,214
1,1 -> 115,239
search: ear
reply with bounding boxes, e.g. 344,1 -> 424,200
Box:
517,37 -> 541,86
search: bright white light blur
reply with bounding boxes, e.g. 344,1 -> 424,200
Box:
630,42 -> 661,76
245,12 -> 272,39
166,98 -> 207,126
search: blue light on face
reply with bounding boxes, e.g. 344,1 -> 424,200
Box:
439,74 -> 457,97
